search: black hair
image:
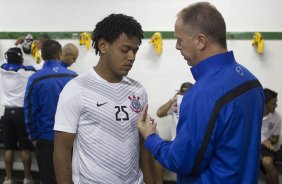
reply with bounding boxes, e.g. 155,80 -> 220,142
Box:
5,47 -> 23,64
179,82 -> 193,95
264,88 -> 278,104
41,40 -> 62,61
92,13 -> 143,55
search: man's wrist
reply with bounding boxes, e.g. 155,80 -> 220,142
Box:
270,138 -> 277,144
144,132 -> 156,140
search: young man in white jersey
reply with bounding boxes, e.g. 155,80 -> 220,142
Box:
53,14 -> 153,184
261,88 -> 281,184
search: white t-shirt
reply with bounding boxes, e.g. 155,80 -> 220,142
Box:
54,69 -> 147,184
261,111 -> 282,143
167,94 -> 183,140
0,67 -> 34,107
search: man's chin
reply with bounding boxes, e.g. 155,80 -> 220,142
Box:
186,60 -> 192,66
271,109 -> 276,113
121,71 -> 129,76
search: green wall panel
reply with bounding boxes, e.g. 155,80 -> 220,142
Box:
0,31 -> 282,40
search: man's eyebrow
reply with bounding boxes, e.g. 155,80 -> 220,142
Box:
121,45 -> 139,49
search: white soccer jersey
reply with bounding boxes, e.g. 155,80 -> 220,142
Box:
261,111 -> 282,142
54,69 -> 147,184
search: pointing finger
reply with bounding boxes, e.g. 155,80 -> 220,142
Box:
138,104 -> 148,122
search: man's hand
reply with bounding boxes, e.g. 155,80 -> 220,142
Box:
137,104 -> 157,140
32,140 -> 37,148
262,139 -> 274,150
15,37 -> 24,46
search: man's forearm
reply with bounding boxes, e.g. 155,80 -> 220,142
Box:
157,99 -> 173,117
140,144 -> 154,184
54,148 -> 73,184
269,136 -> 279,144
54,132 -> 75,184
54,147 -> 73,184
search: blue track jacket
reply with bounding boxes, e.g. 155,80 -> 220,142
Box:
145,51 -> 264,184
24,60 -> 77,141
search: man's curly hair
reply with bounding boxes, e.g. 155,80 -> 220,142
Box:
92,14 -> 143,55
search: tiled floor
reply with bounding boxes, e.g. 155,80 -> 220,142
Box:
0,170 -> 177,184
0,170 -> 41,184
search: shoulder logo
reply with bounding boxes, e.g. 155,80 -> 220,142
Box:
235,66 -> 243,76
53,67 -> 59,72
128,94 -> 142,113
97,102 -> 107,107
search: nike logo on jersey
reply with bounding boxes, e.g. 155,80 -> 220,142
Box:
97,102 -> 107,107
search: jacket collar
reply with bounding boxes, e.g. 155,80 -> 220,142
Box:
43,60 -> 61,68
191,51 -> 236,81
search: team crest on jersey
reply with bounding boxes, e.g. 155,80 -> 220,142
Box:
128,95 -> 142,113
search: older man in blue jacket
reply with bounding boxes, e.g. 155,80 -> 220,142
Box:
137,2 -> 264,184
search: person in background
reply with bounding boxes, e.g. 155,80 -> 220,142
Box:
32,34 -> 51,65
14,34 -> 34,55
34,34 -> 50,51
0,47 -> 35,184
154,82 -> 193,184
53,13 -> 153,184
24,40 -> 77,184
14,34 -> 50,56
137,2 -> 264,184
61,43 -> 79,68
14,34 -> 50,69
157,82 -> 193,140
261,88 -> 281,184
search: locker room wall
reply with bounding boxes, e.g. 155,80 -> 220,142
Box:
0,0 -> 282,140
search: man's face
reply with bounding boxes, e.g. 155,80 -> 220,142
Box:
103,33 -> 140,81
265,98 -> 278,113
62,49 -> 79,66
174,17 -> 199,66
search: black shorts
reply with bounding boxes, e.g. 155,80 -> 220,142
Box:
261,144 -> 275,158
2,107 -> 33,150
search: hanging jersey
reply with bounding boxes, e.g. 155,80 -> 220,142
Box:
54,69 -> 148,184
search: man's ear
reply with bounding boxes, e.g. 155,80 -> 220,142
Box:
98,38 -> 108,54
58,52 -> 62,61
196,33 -> 207,50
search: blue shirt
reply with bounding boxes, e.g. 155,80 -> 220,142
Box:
145,51 -> 264,184
1,63 -> 36,72
24,60 -> 77,141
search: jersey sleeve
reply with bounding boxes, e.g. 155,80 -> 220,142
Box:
54,80 -> 82,133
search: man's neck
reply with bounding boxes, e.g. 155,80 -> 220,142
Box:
94,62 -> 122,83
264,110 -> 271,117
196,45 -> 227,65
